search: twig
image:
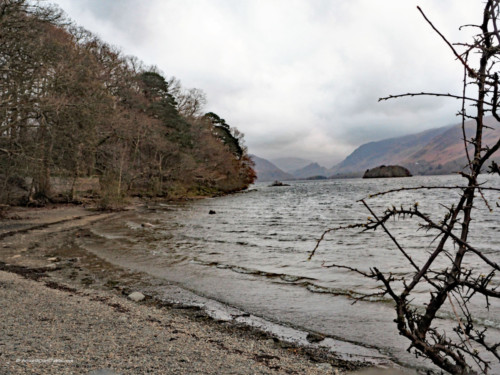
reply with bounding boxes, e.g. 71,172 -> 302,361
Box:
308,222 -> 366,260
417,6 -> 477,78
447,292 -> 474,350
360,199 -> 422,275
378,92 -> 482,103
461,52 -> 473,168
364,185 -> 500,200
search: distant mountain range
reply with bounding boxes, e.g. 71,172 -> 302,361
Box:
290,162 -> 331,179
250,155 -> 294,182
331,117 -> 500,177
252,117 -> 500,181
250,156 -> 330,182
331,125 -> 452,176
270,157 -> 313,173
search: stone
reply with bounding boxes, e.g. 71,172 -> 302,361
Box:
127,291 -> 145,302
209,210 -> 216,215
306,332 -> 325,343
316,362 -> 333,371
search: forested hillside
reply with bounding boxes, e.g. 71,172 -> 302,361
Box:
0,0 -> 255,206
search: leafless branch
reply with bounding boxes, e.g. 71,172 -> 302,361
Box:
417,5 -> 478,77
378,92 -> 482,103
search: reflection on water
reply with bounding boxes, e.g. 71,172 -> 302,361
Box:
79,175 -> 500,372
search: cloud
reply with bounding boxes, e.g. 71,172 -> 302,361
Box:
51,0 -> 483,166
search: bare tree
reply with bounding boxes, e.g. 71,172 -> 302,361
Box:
167,77 -> 207,119
0,0 -> 64,202
0,1 -> 256,206
311,2 -> 500,374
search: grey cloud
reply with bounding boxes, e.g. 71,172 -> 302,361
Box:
51,0 -> 482,166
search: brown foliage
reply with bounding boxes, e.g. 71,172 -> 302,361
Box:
0,0 -> 255,206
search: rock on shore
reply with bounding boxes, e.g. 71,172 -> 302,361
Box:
127,291 -> 145,302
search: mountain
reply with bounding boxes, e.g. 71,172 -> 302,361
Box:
403,117 -> 500,174
331,125 -> 452,176
271,157 -> 314,173
331,118 -> 500,177
250,155 -> 295,182
291,163 -> 330,179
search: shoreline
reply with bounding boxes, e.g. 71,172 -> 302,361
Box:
0,204 -> 406,374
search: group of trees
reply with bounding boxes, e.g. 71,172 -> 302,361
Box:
0,0 -> 255,206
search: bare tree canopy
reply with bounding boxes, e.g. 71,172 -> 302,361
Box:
0,0 -> 255,207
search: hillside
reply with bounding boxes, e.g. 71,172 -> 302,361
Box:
291,163 -> 330,179
331,125 -> 451,176
271,157 -> 314,173
331,118 -> 500,176
251,156 -> 295,182
403,117 -> 500,174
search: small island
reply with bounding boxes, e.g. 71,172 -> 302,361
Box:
363,165 -> 412,178
269,180 -> 290,187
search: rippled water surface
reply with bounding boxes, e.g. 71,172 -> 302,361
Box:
79,175 -> 500,372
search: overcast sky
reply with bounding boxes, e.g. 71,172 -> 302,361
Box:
50,0 -> 482,167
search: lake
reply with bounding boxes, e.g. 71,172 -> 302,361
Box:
77,175 -> 500,372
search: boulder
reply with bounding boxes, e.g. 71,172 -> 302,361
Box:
127,291 -> 145,302
363,165 -> 412,178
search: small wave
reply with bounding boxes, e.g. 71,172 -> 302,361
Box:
191,259 -> 393,304
301,282 -> 392,303
433,308 -> 500,330
232,266 -> 256,274
280,274 -> 302,282
192,260 -> 316,283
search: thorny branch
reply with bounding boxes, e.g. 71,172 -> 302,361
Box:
378,92 -> 484,103
312,2 -> 500,374
417,6 -> 478,78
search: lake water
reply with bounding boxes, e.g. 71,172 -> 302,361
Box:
77,175 -> 500,372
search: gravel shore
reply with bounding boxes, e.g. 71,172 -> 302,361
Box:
0,269 -> 345,374
0,204 -> 401,375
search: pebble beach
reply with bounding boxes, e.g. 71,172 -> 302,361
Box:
0,204 -> 403,375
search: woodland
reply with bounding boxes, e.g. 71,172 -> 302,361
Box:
0,0 -> 255,208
